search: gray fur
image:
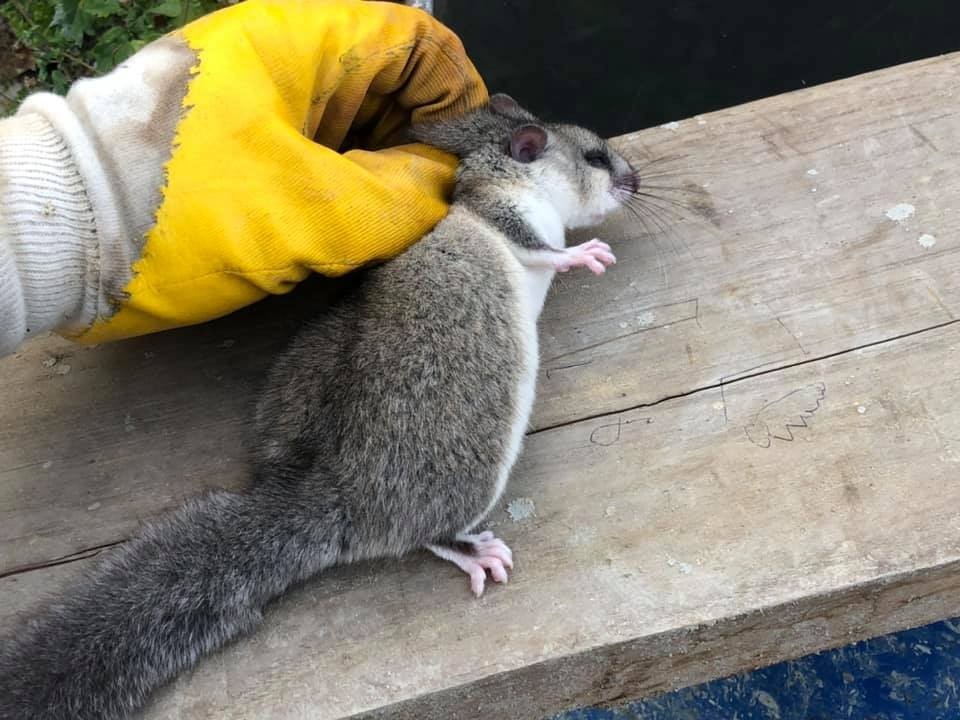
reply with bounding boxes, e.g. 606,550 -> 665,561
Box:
0,96 -> 638,719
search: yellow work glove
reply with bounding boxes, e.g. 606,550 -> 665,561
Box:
0,0 -> 487,352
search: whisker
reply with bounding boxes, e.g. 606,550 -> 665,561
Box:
633,188 -> 695,207
623,197 -> 693,260
634,195 -> 681,224
629,199 -> 677,238
625,206 -> 689,228
637,187 -> 711,202
638,183 -> 708,194
625,201 -> 691,229
631,191 -> 694,213
627,152 -> 692,168
624,154 -> 730,176
623,204 -> 671,287
623,198 -> 684,252
636,180 -> 733,204
622,200 -> 667,244
636,167 -> 727,183
632,207 -> 672,242
634,172 -> 709,185
625,194 -> 693,230
645,206 -> 687,252
621,200 -> 658,233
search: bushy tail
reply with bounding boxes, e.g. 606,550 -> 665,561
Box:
0,486 -> 341,720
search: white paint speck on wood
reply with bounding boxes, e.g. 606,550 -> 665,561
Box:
885,203 -> 916,222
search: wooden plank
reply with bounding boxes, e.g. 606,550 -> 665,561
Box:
100,324 -> 960,717
536,50 -> 960,428
2,52 -> 960,718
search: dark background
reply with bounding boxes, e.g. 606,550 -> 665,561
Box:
437,1 -> 960,137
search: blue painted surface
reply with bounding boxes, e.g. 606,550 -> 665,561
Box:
557,618 -> 960,720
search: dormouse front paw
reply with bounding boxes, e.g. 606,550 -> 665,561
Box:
554,239 -> 617,276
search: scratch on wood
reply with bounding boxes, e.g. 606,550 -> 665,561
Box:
590,416 -> 624,446
761,133 -> 787,160
925,286 -> 955,320
722,359 -> 792,385
544,361 -> 592,379
720,359 -> 793,425
544,299 -> 700,365
909,124 -> 940,152
589,416 -> 653,446
0,461 -> 55,476
776,316 -> 809,356
744,383 -> 827,448
759,116 -> 803,158
0,539 -> 124,580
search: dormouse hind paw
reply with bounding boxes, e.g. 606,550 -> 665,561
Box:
428,531 -> 514,597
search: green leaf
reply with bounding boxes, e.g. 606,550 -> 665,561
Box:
95,24 -> 128,43
50,69 -> 70,94
2,0 -> 230,94
91,25 -> 132,71
51,0 -> 91,44
149,0 -> 183,18
80,0 -> 123,19
56,0 -> 81,26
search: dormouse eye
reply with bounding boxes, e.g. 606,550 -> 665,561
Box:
584,149 -> 612,171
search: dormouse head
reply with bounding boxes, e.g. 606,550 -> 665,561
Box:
411,93 -> 639,230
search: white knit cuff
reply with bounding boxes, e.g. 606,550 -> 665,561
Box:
0,112 -> 98,355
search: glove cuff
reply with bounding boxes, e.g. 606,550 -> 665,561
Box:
0,112 -> 98,355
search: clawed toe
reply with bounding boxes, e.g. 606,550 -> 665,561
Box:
477,556 -> 510,584
429,532 -> 516,597
557,239 -> 617,275
473,538 -> 513,568
468,565 -> 487,596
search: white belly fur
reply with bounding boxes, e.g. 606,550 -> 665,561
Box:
466,241 -> 553,530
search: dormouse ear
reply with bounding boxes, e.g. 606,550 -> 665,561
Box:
490,93 -> 537,121
510,124 -> 548,163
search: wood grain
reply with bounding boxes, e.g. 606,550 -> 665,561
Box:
536,50 -> 960,428
3,52 -> 960,718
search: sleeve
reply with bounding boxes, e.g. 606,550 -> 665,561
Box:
2,0 -> 490,350
0,112 -> 99,356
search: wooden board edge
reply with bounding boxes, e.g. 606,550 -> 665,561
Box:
349,558 -> 960,720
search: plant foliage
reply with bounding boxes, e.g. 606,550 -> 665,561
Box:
1,0 -> 227,99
